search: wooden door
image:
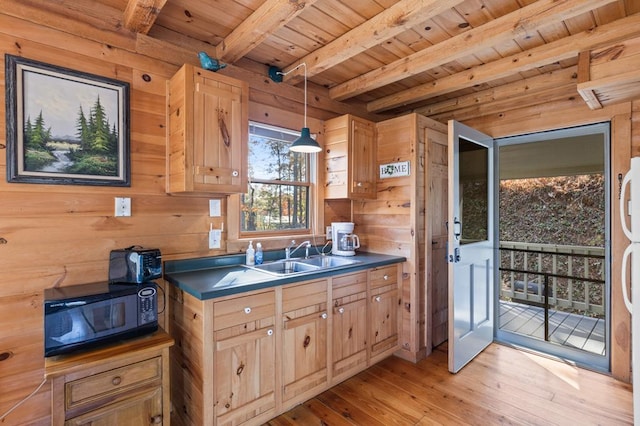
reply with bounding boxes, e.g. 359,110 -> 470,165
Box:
213,291 -> 276,425
447,120 -> 496,374
350,116 -> 376,199
429,133 -> 449,347
281,280 -> 328,407
193,69 -> 248,193
331,272 -> 368,383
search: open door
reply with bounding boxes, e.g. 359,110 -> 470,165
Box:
448,120 -> 495,373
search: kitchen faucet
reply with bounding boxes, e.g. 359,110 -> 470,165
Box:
285,240 -> 311,259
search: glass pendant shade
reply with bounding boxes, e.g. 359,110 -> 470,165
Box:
290,127 -> 321,153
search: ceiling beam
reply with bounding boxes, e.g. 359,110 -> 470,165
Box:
281,0 -> 465,83
123,0 -> 167,34
416,67 -> 578,122
215,0 -> 319,64
367,12 -> 640,112
330,0 -> 619,101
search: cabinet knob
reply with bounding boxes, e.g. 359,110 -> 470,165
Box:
383,274 -> 389,280
338,307 -> 345,314
232,170 -> 239,177
374,296 -> 382,303
111,376 -> 122,386
357,182 -> 362,187
150,415 -> 163,424
244,307 -> 251,314
321,312 -> 328,319
267,329 -> 274,336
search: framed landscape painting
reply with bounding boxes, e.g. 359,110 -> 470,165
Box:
5,55 -> 130,186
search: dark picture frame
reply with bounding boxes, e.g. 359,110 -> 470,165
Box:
5,55 -> 130,186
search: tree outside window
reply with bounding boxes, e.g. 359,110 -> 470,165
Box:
241,123 -> 312,234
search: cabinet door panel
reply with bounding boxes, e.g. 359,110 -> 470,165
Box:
332,298 -> 367,380
215,327 -> 276,425
370,288 -> 400,357
350,118 -> 376,198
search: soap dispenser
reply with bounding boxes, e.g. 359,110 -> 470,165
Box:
255,242 -> 263,265
246,241 -> 255,266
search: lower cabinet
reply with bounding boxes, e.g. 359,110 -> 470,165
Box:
213,291 -> 277,425
331,271 -> 368,383
281,279 -> 329,408
168,263 -> 401,426
45,330 -> 173,426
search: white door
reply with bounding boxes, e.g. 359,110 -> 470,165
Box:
447,120 -> 495,373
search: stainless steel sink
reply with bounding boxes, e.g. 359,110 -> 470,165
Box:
245,259 -> 321,276
244,256 -> 360,276
296,256 -> 361,268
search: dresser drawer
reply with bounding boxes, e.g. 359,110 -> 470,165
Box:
66,357 -> 162,411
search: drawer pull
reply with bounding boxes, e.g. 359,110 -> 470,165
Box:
374,296 -> 382,303
244,307 -> 251,314
321,312 -> 328,319
267,329 -> 274,336
383,274 -> 389,280
150,415 -> 163,424
111,376 -> 122,386
338,307 -> 345,314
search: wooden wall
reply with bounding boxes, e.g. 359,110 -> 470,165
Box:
0,11 -> 327,425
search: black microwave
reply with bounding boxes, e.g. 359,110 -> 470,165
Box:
44,282 -> 158,357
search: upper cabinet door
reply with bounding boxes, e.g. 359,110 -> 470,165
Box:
167,64 -> 248,195
324,114 -> 377,200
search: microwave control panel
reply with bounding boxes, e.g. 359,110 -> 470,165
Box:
138,286 -> 158,325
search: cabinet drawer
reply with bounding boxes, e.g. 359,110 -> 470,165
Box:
332,271 -> 367,300
370,265 -> 397,290
214,291 -> 275,330
66,357 -> 162,411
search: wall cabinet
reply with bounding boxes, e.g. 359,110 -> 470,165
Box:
324,114 -> 377,200
167,63 -> 248,194
168,263 -> 401,426
45,330 -> 173,426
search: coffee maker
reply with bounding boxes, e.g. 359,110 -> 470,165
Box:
331,222 -> 360,256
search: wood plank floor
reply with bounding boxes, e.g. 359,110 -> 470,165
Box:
499,301 -> 606,355
265,343 -> 633,425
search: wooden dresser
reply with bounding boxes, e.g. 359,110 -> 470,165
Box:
45,329 -> 173,425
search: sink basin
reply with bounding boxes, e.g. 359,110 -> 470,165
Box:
246,259 -> 321,276
296,256 -> 361,268
244,256 -> 361,276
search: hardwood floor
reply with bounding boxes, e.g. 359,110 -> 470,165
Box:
266,343 -> 633,425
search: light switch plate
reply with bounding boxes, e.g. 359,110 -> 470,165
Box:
115,197 -> 131,217
209,199 -> 221,217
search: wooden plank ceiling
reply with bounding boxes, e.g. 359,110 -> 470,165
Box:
37,0 -> 640,118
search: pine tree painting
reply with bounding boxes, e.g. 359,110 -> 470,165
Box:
20,64 -> 124,178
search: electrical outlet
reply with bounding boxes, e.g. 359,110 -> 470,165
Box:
115,197 -> 131,217
326,226 -> 332,239
209,229 -> 222,249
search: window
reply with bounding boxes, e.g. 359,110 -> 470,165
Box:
241,122 -> 313,235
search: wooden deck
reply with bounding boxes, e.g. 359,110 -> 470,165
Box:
266,343 -> 632,425
499,300 -> 606,355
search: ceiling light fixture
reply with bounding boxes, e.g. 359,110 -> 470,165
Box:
270,63 -> 322,153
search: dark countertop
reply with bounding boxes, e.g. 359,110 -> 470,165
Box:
164,251 -> 405,300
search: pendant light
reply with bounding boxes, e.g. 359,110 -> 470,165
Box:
271,63 -> 322,153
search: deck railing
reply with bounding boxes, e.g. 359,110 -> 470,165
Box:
499,241 -> 606,317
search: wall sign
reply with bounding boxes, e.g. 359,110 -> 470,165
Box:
379,161 -> 410,179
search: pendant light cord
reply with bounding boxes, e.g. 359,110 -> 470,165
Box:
277,62 -> 308,127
